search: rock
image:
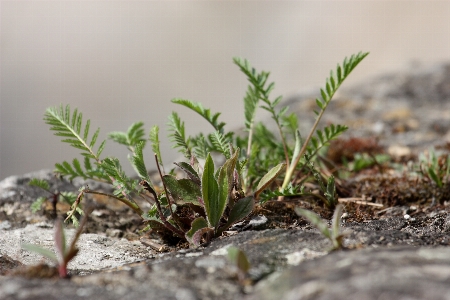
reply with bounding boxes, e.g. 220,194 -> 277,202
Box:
251,247 -> 450,300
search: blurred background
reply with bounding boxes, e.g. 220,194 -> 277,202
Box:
1,1 -> 450,180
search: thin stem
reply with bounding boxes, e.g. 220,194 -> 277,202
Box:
154,154 -> 176,218
140,180 -> 186,239
281,107 -> 326,190
83,189 -> 143,216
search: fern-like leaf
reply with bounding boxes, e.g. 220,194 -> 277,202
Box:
171,98 -> 226,133
149,125 -> 163,166
130,141 -> 150,181
168,112 -> 191,158
99,157 -> 135,197
209,131 -> 232,159
316,52 -> 369,110
108,122 -> 146,151
307,124 -> 348,158
28,178 -> 50,191
191,134 -> 208,160
44,105 -> 104,161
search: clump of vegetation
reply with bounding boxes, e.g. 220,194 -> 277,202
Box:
33,52 -> 369,246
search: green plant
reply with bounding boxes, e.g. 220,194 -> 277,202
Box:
418,148 -> 450,188
295,204 -> 345,251
227,246 -> 251,284
28,178 -> 80,224
171,52 -> 368,199
21,216 -> 87,278
38,52 -> 368,246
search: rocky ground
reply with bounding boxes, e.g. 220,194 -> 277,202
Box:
2,61 -> 450,299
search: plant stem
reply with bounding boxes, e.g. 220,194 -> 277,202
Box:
83,189 -> 143,216
281,101 -> 328,190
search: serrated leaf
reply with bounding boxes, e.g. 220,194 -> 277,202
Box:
254,163 -> 286,199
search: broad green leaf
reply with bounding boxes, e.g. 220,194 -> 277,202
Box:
217,196 -> 254,235
163,175 -> 201,205
254,163 -> 286,199
202,153 -> 220,227
219,149 -> 239,205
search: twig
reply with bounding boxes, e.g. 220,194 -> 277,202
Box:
338,197 -> 383,207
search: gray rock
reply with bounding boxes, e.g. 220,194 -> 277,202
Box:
251,247 -> 450,300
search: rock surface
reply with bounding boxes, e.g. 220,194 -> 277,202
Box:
2,62 -> 450,299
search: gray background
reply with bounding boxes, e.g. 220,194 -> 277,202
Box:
1,1 -> 450,180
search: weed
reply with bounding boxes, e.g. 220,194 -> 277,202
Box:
227,246 -> 251,285
295,204 -> 345,251
21,215 -> 87,278
418,148 -> 450,188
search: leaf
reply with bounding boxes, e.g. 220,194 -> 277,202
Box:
174,162 -> 201,185
331,204 -> 343,241
163,175 -> 201,205
295,207 -> 331,240
254,163 -> 286,199
168,112 -> 191,158
218,196 -> 254,235
202,153 -> 221,228
149,125 -> 163,165
31,197 -> 47,213
44,105 -> 104,161
28,178 -> 50,191
185,217 -> 210,247
21,244 -> 58,263
228,247 -> 250,274
54,219 -> 66,262
130,141 -> 150,181
172,98 -> 226,133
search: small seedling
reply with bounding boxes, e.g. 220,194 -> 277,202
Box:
295,204 -> 345,251
21,215 -> 87,278
418,148 -> 450,188
227,246 -> 251,284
